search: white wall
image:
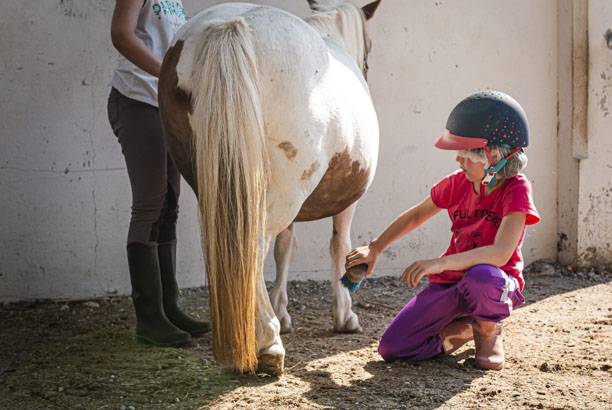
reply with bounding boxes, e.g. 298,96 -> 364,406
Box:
0,0 -> 559,302
579,0 -> 612,266
0,1 -> 205,301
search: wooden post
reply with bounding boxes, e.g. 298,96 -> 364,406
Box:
556,0 -> 585,265
572,0 -> 589,159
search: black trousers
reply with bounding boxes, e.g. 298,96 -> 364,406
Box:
107,87 -> 180,246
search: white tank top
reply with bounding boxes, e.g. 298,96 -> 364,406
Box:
111,0 -> 186,107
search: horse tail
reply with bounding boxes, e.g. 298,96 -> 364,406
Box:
190,17 -> 268,373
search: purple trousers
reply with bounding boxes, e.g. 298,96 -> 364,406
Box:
378,264 -> 524,362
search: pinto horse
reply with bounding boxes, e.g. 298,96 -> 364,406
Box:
158,0 -> 381,375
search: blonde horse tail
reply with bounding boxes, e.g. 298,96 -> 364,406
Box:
190,17 -> 268,373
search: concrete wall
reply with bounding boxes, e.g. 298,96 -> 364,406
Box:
578,0 -> 612,267
0,0 -> 204,302
0,0 -> 561,302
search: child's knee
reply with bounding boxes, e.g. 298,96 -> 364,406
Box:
377,335 -> 397,362
461,265 -> 506,293
378,332 -> 396,362
460,265 -> 523,321
459,265 -> 507,303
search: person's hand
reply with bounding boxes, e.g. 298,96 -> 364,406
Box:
401,258 -> 445,287
345,245 -> 379,276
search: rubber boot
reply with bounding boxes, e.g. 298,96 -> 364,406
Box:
439,316 -> 474,356
158,241 -> 212,337
127,242 -> 192,347
473,320 -> 504,370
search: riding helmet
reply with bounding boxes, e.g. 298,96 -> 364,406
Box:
435,90 -> 529,150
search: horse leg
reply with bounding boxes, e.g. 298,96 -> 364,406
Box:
330,202 -> 363,333
270,224 -> 298,334
255,238 -> 285,376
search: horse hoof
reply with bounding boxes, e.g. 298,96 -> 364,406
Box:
279,319 -> 293,334
257,353 -> 284,376
333,313 -> 362,333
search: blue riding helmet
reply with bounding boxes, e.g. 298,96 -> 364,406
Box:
434,91 -> 529,187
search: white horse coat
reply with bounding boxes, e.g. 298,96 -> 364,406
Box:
159,0 -> 380,374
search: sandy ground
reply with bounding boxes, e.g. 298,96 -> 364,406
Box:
1,261 -> 611,409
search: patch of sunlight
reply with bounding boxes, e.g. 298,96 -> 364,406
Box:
300,341 -> 378,387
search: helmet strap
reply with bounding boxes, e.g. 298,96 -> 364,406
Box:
479,146 -> 522,201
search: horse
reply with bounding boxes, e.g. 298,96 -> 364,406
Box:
158,0 -> 381,375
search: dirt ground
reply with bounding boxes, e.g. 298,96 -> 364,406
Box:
1,261 -> 611,409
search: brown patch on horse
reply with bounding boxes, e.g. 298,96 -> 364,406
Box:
158,40 -> 198,194
301,161 -> 320,180
277,141 -> 297,159
295,149 -> 370,222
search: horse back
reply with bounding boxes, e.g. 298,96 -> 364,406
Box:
160,3 -> 379,224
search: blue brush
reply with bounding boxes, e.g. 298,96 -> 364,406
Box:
340,263 -> 368,292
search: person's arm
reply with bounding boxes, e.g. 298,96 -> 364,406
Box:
111,0 -> 162,77
401,211 -> 527,287
345,196 -> 442,275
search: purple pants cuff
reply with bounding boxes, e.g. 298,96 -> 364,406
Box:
378,264 -> 524,363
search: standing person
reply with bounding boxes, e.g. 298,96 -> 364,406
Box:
107,0 -> 210,346
345,91 -> 539,370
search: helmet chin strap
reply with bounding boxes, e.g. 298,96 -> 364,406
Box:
479,146 -> 522,200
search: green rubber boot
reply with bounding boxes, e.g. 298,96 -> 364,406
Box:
127,242 -> 192,347
158,242 -> 211,337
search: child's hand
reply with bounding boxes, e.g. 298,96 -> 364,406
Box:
401,258 -> 445,287
345,245 -> 379,276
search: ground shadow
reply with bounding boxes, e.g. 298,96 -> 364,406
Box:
0,297 -> 242,409
1,262 -> 609,408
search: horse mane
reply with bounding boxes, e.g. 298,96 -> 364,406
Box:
305,0 -> 369,72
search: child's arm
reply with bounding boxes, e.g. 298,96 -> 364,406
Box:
345,196 -> 442,276
401,211 -> 527,287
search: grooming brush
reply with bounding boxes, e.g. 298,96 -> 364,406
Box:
340,263 -> 368,292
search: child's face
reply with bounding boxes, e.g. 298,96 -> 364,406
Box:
456,153 -> 486,182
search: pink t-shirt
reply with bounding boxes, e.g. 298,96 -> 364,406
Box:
429,170 -> 540,290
